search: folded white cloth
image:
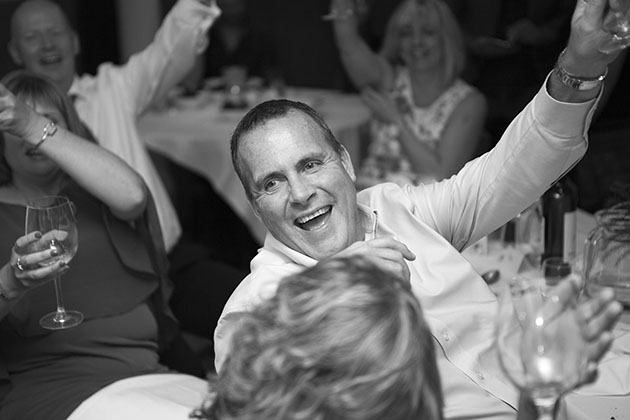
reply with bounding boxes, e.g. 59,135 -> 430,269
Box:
67,373 -> 208,420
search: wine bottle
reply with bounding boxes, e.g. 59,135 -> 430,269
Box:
542,177 -> 578,262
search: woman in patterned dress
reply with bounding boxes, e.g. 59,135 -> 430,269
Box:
330,0 -> 487,188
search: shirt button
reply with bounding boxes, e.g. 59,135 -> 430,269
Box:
441,331 -> 450,341
476,371 -> 485,381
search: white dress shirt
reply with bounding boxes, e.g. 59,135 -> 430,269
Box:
214,78 -> 599,419
69,0 -> 220,251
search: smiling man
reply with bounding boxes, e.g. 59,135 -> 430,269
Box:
214,1 -> 627,418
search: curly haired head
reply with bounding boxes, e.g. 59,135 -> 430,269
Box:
194,256 -> 443,420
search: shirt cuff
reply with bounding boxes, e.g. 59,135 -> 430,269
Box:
536,71 -> 601,140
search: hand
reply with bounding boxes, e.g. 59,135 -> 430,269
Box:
360,88 -> 402,126
6,231 -> 69,295
542,279 -> 622,382
563,0 -> 626,74
575,287 -> 623,383
331,237 -> 416,284
0,82 -> 41,143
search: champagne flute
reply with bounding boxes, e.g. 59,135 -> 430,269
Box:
600,0 -> 630,53
495,272 -> 588,420
25,195 -> 82,330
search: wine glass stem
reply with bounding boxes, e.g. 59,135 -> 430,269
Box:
536,401 -> 556,420
52,276 -> 69,322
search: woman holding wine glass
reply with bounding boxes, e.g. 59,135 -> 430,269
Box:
0,71 -> 208,420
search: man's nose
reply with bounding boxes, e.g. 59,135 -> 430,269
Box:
288,176 -> 316,204
41,34 -> 54,49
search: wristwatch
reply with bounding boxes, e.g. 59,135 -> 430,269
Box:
554,49 -> 608,91
555,65 -> 608,91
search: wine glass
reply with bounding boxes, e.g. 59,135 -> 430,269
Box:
25,195 -> 82,330
600,1 -> 630,53
495,272 -> 588,420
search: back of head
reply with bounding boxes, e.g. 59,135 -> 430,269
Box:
196,256 -> 444,420
230,98 -> 344,200
380,0 -> 466,84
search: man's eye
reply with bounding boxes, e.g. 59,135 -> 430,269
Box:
304,161 -> 321,171
263,179 -> 279,192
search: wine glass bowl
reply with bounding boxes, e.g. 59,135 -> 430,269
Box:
495,273 -> 589,419
25,195 -> 82,330
600,2 -> 630,53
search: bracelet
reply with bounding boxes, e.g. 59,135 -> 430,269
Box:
554,49 -> 608,91
322,8 -> 355,21
33,120 -> 57,150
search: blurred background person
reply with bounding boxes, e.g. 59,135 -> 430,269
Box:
6,0 -> 261,357
0,71 -> 208,420
329,0 -> 488,188
444,0 -> 574,144
181,0 -> 277,93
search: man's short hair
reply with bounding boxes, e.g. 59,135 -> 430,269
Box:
230,99 -> 345,200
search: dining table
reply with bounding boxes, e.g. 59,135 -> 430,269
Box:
138,85 -> 370,244
463,208 -> 630,420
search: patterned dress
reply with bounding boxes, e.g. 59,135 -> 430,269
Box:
356,67 -> 474,189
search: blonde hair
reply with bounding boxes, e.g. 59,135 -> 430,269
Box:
194,257 -> 443,420
380,0 -> 466,85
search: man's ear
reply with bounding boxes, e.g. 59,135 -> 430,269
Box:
340,146 -> 356,182
8,40 -> 23,66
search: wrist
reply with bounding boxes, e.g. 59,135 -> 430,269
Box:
0,265 -> 23,302
30,119 -> 57,150
557,48 -> 608,79
554,49 -> 608,91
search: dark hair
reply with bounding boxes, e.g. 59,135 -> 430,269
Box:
0,70 -> 92,186
230,99 -> 345,200
193,256 -> 444,420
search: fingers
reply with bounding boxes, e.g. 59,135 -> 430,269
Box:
11,232 -> 69,288
581,0 -> 608,22
571,287 -> 623,385
335,237 -> 416,283
576,287 -> 622,341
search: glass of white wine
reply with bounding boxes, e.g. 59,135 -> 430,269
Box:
600,0 -> 630,53
25,195 -> 81,330
495,272 -> 588,419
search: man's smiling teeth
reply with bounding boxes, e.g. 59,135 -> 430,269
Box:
295,206 -> 331,226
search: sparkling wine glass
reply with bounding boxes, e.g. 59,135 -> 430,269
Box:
495,272 -> 588,420
600,0 -> 630,53
25,195 -> 82,330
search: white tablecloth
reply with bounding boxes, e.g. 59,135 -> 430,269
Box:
139,87 -> 370,243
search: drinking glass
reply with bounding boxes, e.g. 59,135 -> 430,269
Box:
495,272 -> 588,420
600,0 -> 630,53
542,257 -> 583,290
25,195 -> 82,330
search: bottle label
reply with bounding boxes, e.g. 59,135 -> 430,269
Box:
563,210 -> 577,261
